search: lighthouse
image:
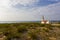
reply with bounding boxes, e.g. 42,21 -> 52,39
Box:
41,16 -> 49,24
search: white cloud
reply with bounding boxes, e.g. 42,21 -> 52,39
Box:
0,0 -> 40,21
11,0 -> 39,6
0,0 -> 11,8
33,2 -> 60,20
0,0 -> 60,21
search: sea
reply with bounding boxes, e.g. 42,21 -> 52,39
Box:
0,21 -> 40,23
0,20 -> 60,23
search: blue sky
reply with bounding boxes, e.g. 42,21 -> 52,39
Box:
0,0 -> 60,21
13,0 -> 60,8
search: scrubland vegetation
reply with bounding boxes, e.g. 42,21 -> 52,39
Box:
0,22 -> 60,40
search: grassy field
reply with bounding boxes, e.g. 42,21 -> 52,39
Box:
0,22 -> 60,40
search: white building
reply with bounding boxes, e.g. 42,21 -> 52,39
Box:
41,16 -> 50,24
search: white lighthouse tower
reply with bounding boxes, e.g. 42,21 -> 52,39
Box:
41,16 -> 49,24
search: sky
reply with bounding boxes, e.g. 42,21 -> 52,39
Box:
0,0 -> 60,21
